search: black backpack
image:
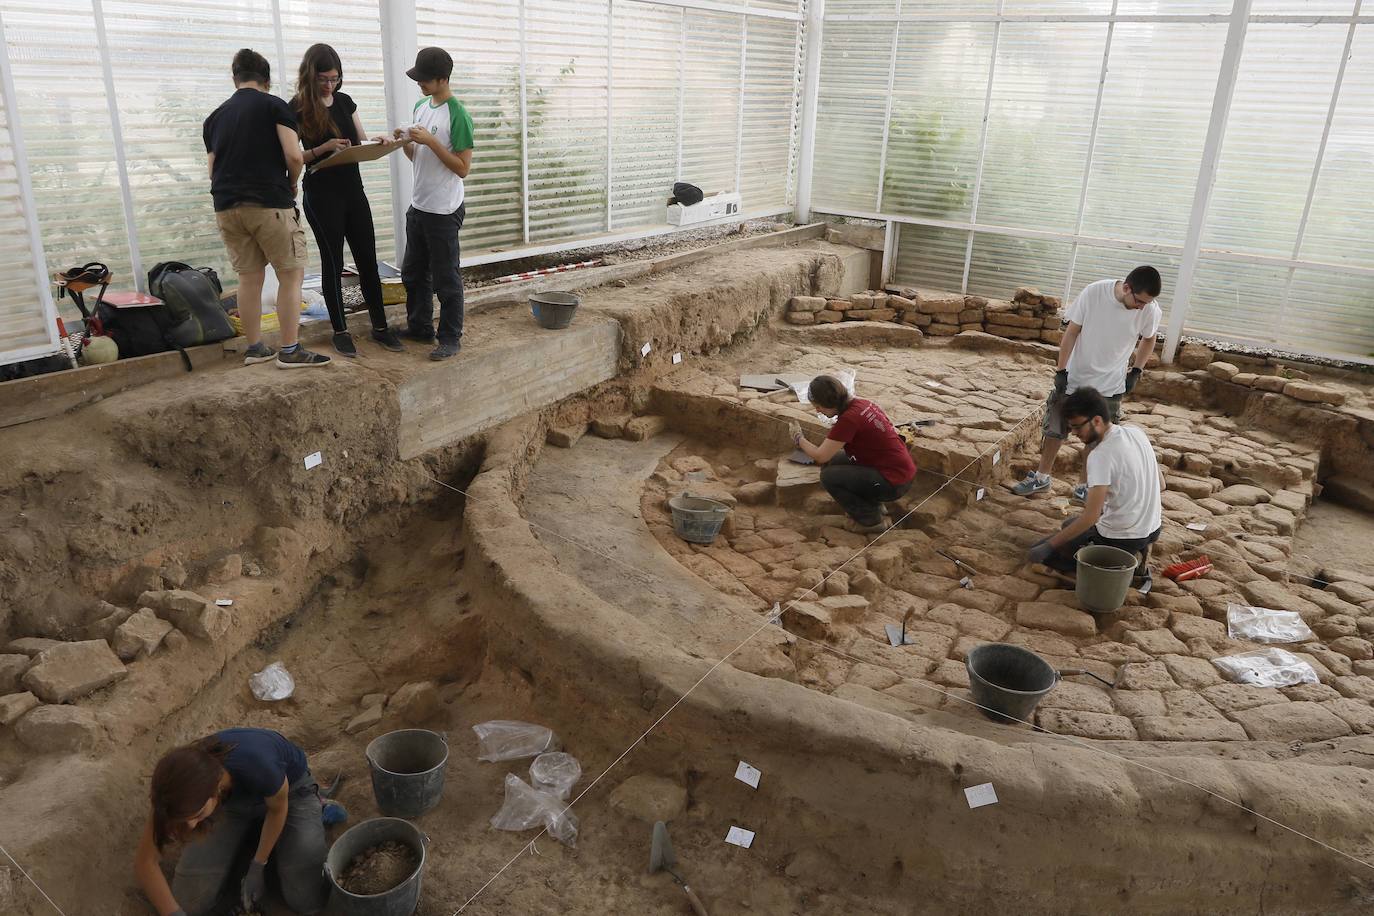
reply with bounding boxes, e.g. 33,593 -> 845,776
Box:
97,262 -> 232,369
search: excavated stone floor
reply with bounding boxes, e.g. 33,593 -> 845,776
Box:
585,340 -> 1374,751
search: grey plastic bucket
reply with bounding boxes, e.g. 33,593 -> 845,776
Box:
1076,544 -> 1139,614
325,817 -> 426,916
530,291 -> 579,330
966,643 -> 1059,725
365,729 -> 448,818
668,495 -> 731,545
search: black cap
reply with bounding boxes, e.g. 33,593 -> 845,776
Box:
407,47 -> 452,82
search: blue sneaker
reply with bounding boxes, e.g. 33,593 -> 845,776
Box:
1011,471 -> 1051,496
1072,484 -> 1088,504
322,801 -> 348,827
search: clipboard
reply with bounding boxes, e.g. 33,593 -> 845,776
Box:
309,141 -> 402,172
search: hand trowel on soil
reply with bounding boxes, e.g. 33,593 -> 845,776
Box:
649,820 -> 710,916
885,605 -> 919,648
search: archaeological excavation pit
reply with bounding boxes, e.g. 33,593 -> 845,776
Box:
3,235 -> 1374,915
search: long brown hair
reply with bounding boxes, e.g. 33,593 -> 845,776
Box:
293,43 -> 344,142
150,737 -> 233,849
808,374 -> 853,412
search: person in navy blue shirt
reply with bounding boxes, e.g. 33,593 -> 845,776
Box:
133,728 -> 342,915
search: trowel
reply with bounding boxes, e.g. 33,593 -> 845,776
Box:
885,605 -> 918,648
649,820 -> 709,916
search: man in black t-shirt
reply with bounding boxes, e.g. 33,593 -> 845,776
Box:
203,49 -> 329,368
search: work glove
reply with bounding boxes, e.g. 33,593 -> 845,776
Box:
1053,369 -> 1068,394
241,860 -> 266,910
1026,539 -> 1055,566
787,421 -> 803,447
1124,367 -> 1142,394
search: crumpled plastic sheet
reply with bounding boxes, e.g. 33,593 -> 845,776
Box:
248,661 -> 294,701
1213,648 -> 1319,688
529,752 -> 582,801
490,773 -> 578,847
472,720 -> 558,762
1226,603 -> 1315,644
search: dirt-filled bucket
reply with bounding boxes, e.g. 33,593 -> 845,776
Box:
1076,544 -> 1139,614
326,817 -> 426,916
530,291 -> 579,329
668,495 -> 731,545
365,729 -> 448,819
966,643 -> 1059,725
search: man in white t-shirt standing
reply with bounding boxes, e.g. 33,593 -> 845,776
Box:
394,47 -> 475,360
1012,265 -> 1163,496
1026,387 -> 1163,586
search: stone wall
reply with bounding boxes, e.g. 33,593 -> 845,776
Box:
785,285 -> 1065,345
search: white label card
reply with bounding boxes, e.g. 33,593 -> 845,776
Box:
959,576 -> 972,589
992,451 -> 1001,465
672,352 -> 683,364
1186,522 -> 1208,531
725,826 -> 755,848
927,381 -> 942,389
976,488 -> 986,501
964,783 -> 998,809
215,599 -> 233,607
734,761 -> 762,789
641,342 -> 652,357
304,451 -> 323,470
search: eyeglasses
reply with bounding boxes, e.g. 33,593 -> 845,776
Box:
1068,418 -> 1094,433
316,76 -> 341,86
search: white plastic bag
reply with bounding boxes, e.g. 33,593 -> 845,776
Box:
1213,648 -> 1319,688
529,752 -> 582,800
490,774 -> 579,846
249,661 -> 295,701
472,720 -> 558,762
1227,603 -> 1315,644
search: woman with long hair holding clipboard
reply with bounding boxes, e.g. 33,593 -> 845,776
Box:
291,43 -> 404,356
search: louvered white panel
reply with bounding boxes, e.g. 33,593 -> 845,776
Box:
1251,0 -> 1355,13
279,0 -> 393,264
1203,24 -> 1345,257
1283,269 -> 1374,357
882,21 -> 992,221
810,22 -> 889,212
0,58 -> 56,364
1081,22 -> 1227,246
967,233 -> 1072,300
99,0 -> 276,284
416,0 -> 524,253
1187,257 -> 1289,345
1116,0 -> 1227,10
5,0 -> 131,310
977,23 -> 1108,233
525,0 -> 608,242
741,15 -> 799,208
680,10 -> 742,197
824,0 -> 896,14
1003,0 -> 1111,13
893,223 -> 970,291
611,1 -> 679,230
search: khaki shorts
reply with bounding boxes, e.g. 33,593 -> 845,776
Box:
215,205 -> 307,273
1042,388 -> 1123,440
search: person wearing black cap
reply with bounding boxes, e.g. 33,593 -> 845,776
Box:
393,47 -> 475,360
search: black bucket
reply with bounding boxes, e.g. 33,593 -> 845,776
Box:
325,817 -> 426,916
965,643 -> 1059,725
365,729 -> 448,818
530,291 -> 579,330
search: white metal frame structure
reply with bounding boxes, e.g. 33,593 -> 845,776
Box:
0,5 -> 59,366
801,0 -> 1374,363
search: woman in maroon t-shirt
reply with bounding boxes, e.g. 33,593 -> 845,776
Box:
791,375 -> 916,532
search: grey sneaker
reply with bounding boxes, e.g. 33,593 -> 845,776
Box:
429,341 -> 460,361
276,346 -> 332,369
243,342 -> 276,365
1011,471 -> 1052,496
1072,484 -> 1088,503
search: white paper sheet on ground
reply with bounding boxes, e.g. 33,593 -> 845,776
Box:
964,783 -> 998,809
1213,647 -> 1319,688
672,352 -> 682,364
734,762 -> 762,789
992,451 -> 1001,465
1186,521 -> 1208,532
927,381 -> 942,389
976,488 -> 986,501
725,826 -> 755,848
1226,603 -> 1315,644
640,342 -> 652,357
215,599 -> 233,607
304,451 -> 323,470
789,367 -> 856,404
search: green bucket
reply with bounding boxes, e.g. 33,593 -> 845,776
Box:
1075,545 -> 1138,614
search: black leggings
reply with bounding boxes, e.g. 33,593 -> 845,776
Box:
301,183 -> 386,333
820,460 -> 913,526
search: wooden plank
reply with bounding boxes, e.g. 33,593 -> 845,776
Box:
0,342 -> 231,429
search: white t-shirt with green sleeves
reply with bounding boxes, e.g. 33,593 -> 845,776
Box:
410,96 -> 475,215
